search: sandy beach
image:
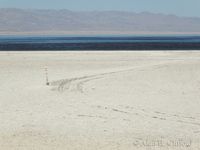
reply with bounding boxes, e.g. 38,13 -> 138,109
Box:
0,51 -> 200,150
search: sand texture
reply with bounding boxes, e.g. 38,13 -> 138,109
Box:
0,51 -> 200,150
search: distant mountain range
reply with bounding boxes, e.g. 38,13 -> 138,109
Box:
1,8 -> 200,32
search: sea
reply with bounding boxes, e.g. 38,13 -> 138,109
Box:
0,34 -> 200,51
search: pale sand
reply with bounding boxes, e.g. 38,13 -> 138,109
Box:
0,51 -> 200,150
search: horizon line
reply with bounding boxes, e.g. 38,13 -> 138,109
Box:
1,7 -> 198,18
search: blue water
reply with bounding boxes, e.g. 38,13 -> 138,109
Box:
0,34 -> 200,50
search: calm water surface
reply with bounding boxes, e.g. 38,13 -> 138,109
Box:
0,34 -> 200,50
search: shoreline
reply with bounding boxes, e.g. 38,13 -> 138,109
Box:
1,31 -> 200,35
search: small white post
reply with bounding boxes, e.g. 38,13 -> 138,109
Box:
45,66 -> 49,85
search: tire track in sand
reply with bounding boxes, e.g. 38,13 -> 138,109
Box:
51,60 -> 200,129
51,61 -> 179,93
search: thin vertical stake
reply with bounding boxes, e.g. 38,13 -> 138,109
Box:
45,66 -> 49,85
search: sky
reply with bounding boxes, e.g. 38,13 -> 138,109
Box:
1,0 -> 200,18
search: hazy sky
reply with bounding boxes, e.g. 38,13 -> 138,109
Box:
1,0 -> 200,18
